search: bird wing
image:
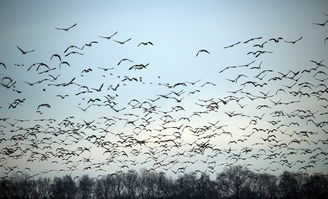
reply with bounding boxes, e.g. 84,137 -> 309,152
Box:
26,49 -> 35,53
16,45 -> 25,53
68,23 -> 77,29
124,38 -> 132,43
0,63 -> 6,69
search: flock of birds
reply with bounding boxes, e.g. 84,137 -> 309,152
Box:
1,14 -> 328,179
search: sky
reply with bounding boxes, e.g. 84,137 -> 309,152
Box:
0,0 -> 328,178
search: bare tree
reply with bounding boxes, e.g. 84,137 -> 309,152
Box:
278,171 -> 301,199
50,175 -> 77,199
216,165 -> 255,199
78,175 -> 94,199
253,173 -> 278,199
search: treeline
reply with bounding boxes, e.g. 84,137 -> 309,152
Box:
1,166 -> 328,199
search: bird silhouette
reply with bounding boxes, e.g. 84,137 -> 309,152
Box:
16,45 -> 35,54
99,31 -> 118,39
0,62 -> 7,69
313,19 -> 328,26
244,37 -> 262,44
224,41 -> 241,49
284,36 -> 303,44
114,38 -> 132,45
55,23 -> 77,31
50,54 -> 62,61
117,58 -> 133,65
196,49 -> 210,57
137,41 -> 153,47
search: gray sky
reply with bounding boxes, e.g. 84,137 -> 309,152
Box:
0,0 -> 328,178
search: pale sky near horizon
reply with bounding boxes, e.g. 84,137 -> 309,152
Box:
0,0 -> 328,178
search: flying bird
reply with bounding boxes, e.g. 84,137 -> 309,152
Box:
117,58 -> 133,65
99,31 -> 118,39
269,37 -> 283,43
0,62 -> 6,69
37,104 -> 51,110
137,41 -> 153,47
253,41 -> 268,48
50,54 -> 61,61
56,94 -> 69,99
313,19 -> 328,26
114,38 -> 132,45
284,36 -> 303,44
16,45 -> 35,54
196,49 -> 210,57
55,23 -> 77,31
64,45 -> 81,53
224,41 -> 241,49
129,63 -> 149,70
65,51 -> 83,57
59,61 -> 70,68
81,41 -> 98,50
243,37 -> 262,44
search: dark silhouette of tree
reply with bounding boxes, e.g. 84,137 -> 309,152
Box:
1,167 -> 328,199
195,174 -> 218,199
34,178 -> 51,199
123,170 -> 141,199
139,170 -> 159,199
95,174 -> 115,199
50,175 -> 77,199
78,175 -> 94,199
0,178 -> 12,198
253,173 -> 278,199
95,172 -> 125,199
278,171 -> 301,199
301,173 -> 328,199
175,173 -> 198,199
12,175 -> 36,199
157,171 -> 174,199
216,165 -> 255,199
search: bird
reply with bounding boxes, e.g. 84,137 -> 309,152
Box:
50,54 -> 61,61
99,31 -> 118,39
64,45 -> 81,53
219,65 -> 237,73
137,41 -> 153,47
98,67 -> 114,71
81,41 -> 98,50
0,62 -> 6,69
56,94 -> 69,99
284,36 -> 303,44
55,23 -> 77,31
129,63 -> 149,70
253,41 -> 267,48
65,51 -> 83,57
117,58 -> 133,65
59,61 -> 70,68
313,19 -> 328,26
196,49 -> 210,57
92,83 -> 104,92
243,37 -> 262,44
114,38 -> 132,45
269,37 -> 283,43
37,104 -> 51,110
224,41 -> 241,49
16,45 -> 35,54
